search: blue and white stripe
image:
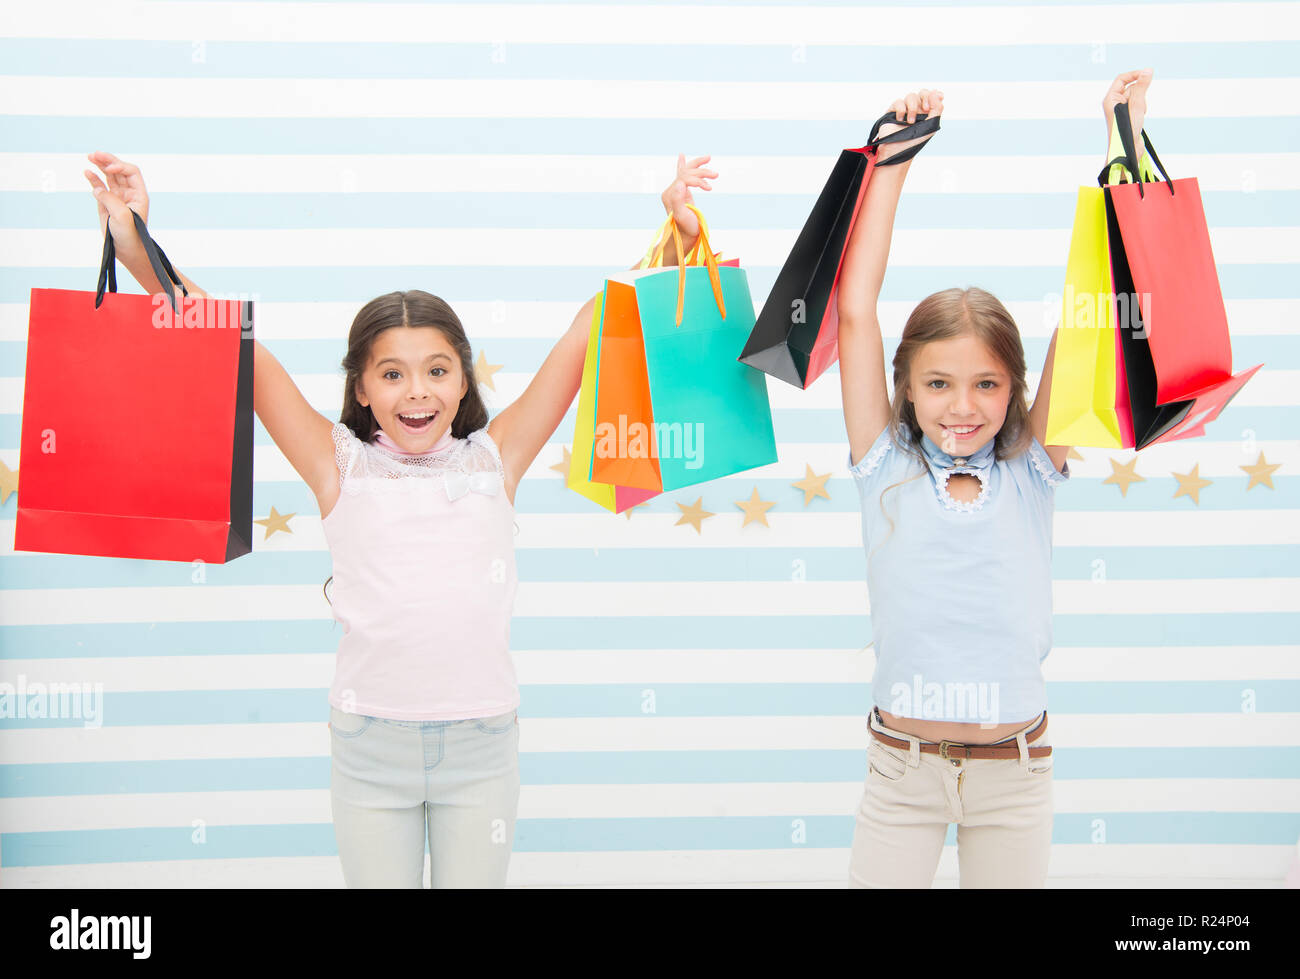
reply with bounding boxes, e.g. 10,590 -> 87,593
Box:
1,0 -> 1297,887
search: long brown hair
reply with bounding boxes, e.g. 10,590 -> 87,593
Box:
871,286 -> 1033,551
324,290 -> 490,607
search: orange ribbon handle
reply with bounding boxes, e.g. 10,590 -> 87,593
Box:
669,204 -> 725,326
638,205 -> 727,326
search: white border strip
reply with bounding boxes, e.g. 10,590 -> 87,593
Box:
4,3 -> 1298,46
7,225 -> 1298,268
0,847 -> 1288,888
5,77 -> 1300,119
0,576 -> 1296,624
2,713 -> 1296,764
3,779 -> 1298,835
5,646 -> 1299,690
6,153 -> 1300,194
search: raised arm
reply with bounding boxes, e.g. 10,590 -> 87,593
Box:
837,90 -> 943,467
85,154 -> 339,506
487,154 -> 715,495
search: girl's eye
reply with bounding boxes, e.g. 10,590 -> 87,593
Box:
383,368 -> 447,380
927,380 -> 997,389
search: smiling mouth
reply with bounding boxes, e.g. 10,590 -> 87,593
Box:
397,411 -> 438,432
941,424 -> 983,438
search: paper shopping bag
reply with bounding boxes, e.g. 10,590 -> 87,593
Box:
567,291 -> 658,513
590,214 -> 776,492
16,213 -> 254,562
1046,113 -> 1163,449
1102,103 -> 1263,448
566,206 -> 731,513
740,110 -> 940,389
1045,186 -> 1126,448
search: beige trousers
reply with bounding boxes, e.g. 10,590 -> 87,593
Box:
848,707 -> 1054,888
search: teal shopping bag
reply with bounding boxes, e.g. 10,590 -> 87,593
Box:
591,255 -> 777,493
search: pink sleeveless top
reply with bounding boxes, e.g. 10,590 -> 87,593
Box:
322,422 -> 519,720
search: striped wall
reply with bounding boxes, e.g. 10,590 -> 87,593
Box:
1,0 -> 1298,887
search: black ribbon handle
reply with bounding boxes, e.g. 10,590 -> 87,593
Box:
1098,101 -> 1174,198
95,210 -> 188,313
866,110 -> 942,167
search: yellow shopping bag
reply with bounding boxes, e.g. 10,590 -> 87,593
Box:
565,292 -> 658,512
1046,116 -> 1156,448
1045,185 -> 1124,448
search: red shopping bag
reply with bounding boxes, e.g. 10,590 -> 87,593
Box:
16,213 -> 254,562
1102,103 -> 1263,448
740,110 -> 940,389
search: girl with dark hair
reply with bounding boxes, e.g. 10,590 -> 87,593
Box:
84,151 -> 719,888
836,73 -> 1152,887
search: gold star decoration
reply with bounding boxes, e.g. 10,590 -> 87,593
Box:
1102,456 -> 1145,497
550,446 -> 571,476
0,460 -> 17,505
675,497 -> 714,534
1240,452 -> 1281,491
474,350 -> 503,391
1172,464 -> 1212,505
1067,447 -> 1084,461
735,487 -> 776,528
791,464 -> 831,506
623,501 -> 649,520
254,505 -> 296,539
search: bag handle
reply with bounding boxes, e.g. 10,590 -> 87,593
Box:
96,210 -> 187,313
640,214 -> 677,270
643,205 -> 718,270
1100,102 -> 1174,198
643,206 -> 729,269
676,202 -> 725,325
863,111 -> 941,166
1100,109 -> 1157,186
640,203 -> 726,326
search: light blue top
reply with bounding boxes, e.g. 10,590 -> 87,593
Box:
848,424 -> 1070,725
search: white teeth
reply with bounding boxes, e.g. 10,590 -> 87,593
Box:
945,425 -> 978,434
399,412 -> 436,419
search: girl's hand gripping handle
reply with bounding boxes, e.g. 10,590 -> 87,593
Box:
84,152 -> 191,309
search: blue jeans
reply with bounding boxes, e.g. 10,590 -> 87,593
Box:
328,705 -> 520,888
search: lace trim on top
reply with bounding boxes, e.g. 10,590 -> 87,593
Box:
1027,439 -> 1070,487
935,469 -> 990,513
331,423 -> 505,496
851,432 -> 894,478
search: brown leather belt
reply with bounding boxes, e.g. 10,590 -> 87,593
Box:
870,708 -> 1053,761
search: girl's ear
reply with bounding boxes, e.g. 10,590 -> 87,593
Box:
355,378 -> 368,409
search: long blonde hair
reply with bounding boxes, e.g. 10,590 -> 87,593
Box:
870,287 -> 1033,555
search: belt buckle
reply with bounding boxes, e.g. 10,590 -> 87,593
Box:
938,740 -> 970,762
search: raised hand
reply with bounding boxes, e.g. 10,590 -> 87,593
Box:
876,89 -> 944,163
84,151 -> 151,261
660,154 -> 717,239
1103,69 -> 1153,152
